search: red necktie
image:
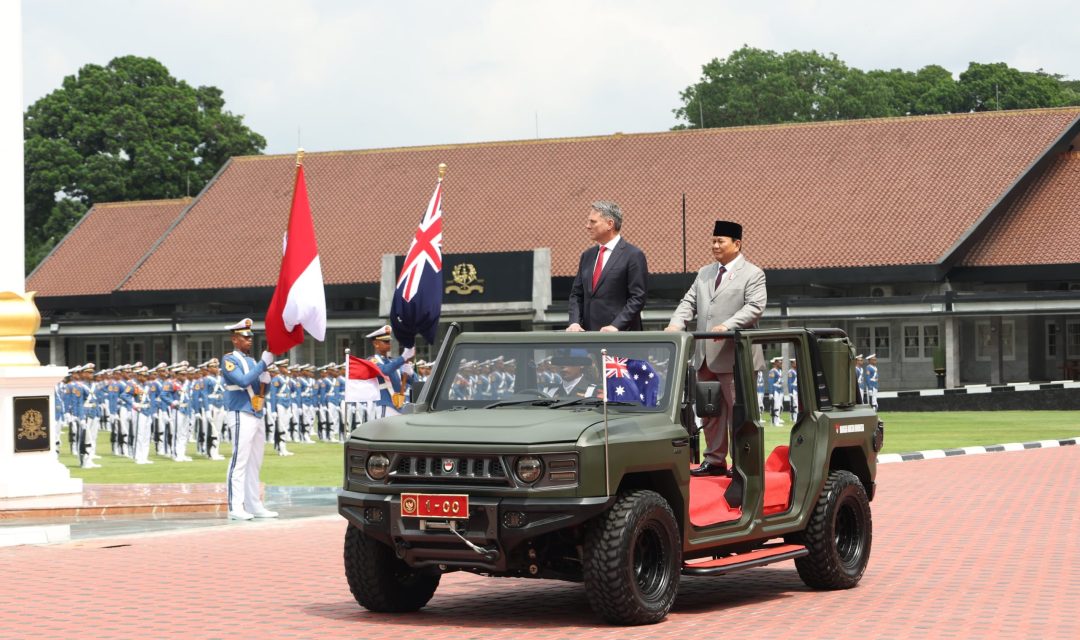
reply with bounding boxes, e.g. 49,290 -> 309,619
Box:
714,264 -> 726,288
591,246 -> 606,291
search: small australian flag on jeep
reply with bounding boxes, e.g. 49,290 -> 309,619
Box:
604,356 -> 660,407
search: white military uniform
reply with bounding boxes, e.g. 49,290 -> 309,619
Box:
221,319 -> 278,521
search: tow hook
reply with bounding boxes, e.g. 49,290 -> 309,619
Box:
447,521 -> 498,562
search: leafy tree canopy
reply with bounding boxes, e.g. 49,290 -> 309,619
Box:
674,46 -> 1080,130
24,55 -> 266,273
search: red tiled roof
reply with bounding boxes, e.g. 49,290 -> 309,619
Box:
26,199 -> 190,297
40,109 -> 1080,294
961,152 -> 1080,267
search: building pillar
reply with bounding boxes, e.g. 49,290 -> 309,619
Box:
49,337 -> 66,367
945,316 -> 960,389
989,316 -> 1003,385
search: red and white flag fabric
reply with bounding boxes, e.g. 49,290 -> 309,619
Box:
345,354 -> 385,403
265,159 -> 327,354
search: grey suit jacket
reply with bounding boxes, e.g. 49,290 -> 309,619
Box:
668,255 -> 767,373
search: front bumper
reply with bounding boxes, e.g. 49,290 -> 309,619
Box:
338,489 -> 614,572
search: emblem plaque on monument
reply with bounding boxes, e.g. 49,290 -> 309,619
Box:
13,396 -> 50,453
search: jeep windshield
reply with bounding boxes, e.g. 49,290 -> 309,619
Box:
429,341 -> 675,412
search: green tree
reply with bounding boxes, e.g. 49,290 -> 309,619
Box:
674,48 -> 1080,130
957,62 -> 1078,111
24,56 -> 266,273
673,46 -> 896,129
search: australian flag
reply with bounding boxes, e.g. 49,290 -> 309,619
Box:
604,355 -> 661,407
390,176 -> 444,348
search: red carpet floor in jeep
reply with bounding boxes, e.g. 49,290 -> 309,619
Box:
689,445 -> 793,527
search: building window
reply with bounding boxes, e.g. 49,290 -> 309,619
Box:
902,324 -> 939,361
186,338 -> 214,365
854,324 -> 891,360
152,339 -> 168,365
124,339 -> 145,364
1068,320 -> 1080,359
335,334 -> 353,361
976,320 -> 1015,361
1047,321 -> 1059,358
85,341 -> 110,368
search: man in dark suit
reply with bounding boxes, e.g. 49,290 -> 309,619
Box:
567,201 -> 648,332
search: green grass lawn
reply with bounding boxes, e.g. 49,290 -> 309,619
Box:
60,433 -> 345,486
63,410 -> 1079,485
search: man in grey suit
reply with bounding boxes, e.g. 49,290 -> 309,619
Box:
567,201 -> 648,332
665,220 -> 767,476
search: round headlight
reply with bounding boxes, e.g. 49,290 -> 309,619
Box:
515,456 -> 543,484
366,453 -> 391,480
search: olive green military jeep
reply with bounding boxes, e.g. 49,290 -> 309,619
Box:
339,326 -> 883,625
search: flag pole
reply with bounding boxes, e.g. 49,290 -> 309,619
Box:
344,347 -> 351,429
601,348 -> 610,497
438,162 -> 446,182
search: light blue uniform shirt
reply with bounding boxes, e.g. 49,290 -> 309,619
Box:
221,351 -> 267,416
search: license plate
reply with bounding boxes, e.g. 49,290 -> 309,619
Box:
400,493 -> 469,519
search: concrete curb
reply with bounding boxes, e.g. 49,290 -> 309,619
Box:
877,436 -> 1079,464
877,380 -> 1080,399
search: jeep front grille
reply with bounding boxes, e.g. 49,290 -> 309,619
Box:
389,454 -> 511,486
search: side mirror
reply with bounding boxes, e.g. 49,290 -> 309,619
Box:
695,381 -> 723,417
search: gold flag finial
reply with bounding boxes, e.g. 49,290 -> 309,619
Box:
437,163 -> 447,181
296,148 -> 305,166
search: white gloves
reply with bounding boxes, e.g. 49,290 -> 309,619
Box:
261,350 -> 274,366
401,363 -> 415,376
259,372 -> 271,384
401,346 -> 416,361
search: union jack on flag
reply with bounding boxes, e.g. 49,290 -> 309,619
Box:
390,175 -> 444,348
603,355 -> 629,378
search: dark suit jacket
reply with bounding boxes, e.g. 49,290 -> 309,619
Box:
568,239 -> 648,331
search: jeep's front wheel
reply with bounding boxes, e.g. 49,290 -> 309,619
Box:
343,525 -> 440,612
583,490 -> 681,625
791,470 -> 872,589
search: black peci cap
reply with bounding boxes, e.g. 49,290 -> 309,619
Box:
713,220 -> 743,240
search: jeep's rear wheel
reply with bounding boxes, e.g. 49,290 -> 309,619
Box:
583,490 -> 681,625
790,470 -> 872,589
343,525 -> 440,612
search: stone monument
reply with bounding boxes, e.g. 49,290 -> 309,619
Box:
0,1 -> 82,499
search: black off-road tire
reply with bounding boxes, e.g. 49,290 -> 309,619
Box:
790,470 -> 872,590
343,525 -> 440,612
582,490 -> 682,625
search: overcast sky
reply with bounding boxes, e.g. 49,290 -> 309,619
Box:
21,0 -> 1080,155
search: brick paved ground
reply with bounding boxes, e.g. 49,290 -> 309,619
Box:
1,446 -> 1077,639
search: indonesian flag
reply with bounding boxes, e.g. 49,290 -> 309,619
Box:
345,354 -> 384,403
265,161 -> 327,354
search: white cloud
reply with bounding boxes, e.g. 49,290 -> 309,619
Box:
21,0 -> 1080,154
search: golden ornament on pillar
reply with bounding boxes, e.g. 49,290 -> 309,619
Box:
0,290 -> 42,366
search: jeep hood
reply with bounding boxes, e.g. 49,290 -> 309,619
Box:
350,408 -> 629,446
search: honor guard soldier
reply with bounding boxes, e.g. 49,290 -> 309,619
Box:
205,359 -> 227,459
131,366 -> 154,464
268,363 -> 294,456
767,357 -> 784,426
788,358 -> 799,421
854,354 -> 866,404
221,318 -> 278,520
865,354 -> 880,410
366,325 -> 417,418
756,369 -> 765,415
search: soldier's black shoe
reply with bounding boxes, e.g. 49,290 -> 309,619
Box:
690,461 -> 729,477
